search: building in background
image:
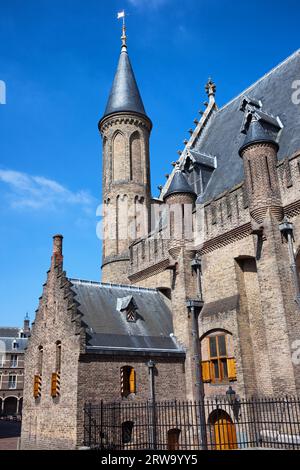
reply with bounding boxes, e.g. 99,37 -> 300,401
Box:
0,316 -> 30,417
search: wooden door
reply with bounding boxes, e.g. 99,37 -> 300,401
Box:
167,429 -> 180,450
214,414 -> 237,450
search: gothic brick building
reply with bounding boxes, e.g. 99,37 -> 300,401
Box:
21,23 -> 300,449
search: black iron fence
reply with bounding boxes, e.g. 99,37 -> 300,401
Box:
84,396 -> 300,450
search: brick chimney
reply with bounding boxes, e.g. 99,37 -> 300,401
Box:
51,234 -> 63,270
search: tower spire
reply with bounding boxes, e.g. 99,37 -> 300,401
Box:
118,10 -> 127,51
100,11 -> 150,122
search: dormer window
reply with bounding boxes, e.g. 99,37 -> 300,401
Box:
126,305 -> 136,322
12,340 -> 19,349
184,150 -> 216,196
117,295 -> 138,323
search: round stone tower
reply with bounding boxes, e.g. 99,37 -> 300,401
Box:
99,24 -> 152,284
239,117 -> 283,225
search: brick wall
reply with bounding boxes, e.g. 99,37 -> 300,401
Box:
76,354 -> 186,447
20,264 -> 84,450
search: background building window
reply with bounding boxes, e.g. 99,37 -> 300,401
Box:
10,354 -> 18,368
8,374 -> 17,389
120,366 -> 136,397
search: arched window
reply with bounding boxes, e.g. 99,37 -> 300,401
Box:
3,396 -> 18,416
130,132 -> 142,182
201,332 -> 237,384
120,366 -> 136,397
51,341 -> 61,398
34,346 -> 43,398
113,132 -> 126,181
103,136 -> 107,186
56,341 -> 61,373
37,346 -> 43,376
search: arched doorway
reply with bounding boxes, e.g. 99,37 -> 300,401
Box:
209,410 -> 237,450
3,396 -> 18,416
167,428 -> 181,450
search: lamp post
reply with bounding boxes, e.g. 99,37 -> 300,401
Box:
186,299 -> 207,450
226,386 -> 241,422
191,257 -> 203,300
279,218 -> 300,304
147,360 -> 157,450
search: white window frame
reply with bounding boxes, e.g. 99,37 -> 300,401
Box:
0,354 -> 4,368
10,354 -> 18,368
8,374 -> 17,390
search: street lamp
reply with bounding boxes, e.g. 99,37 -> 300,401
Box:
147,360 -> 156,450
226,386 -> 241,421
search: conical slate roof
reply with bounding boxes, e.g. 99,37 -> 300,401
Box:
102,45 -> 148,120
239,119 -> 279,155
164,169 -> 196,200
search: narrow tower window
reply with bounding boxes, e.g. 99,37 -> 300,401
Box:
265,155 -> 273,189
130,131 -> 142,182
247,159 -> 254,192
113,132 -> 126,181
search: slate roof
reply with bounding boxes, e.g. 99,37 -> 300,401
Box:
69,279 -> 184,355
101,45 -> 148,121
163,169 -> 196,200
0,337 -> 28,353
191,49 -> 300,203
0,327 -> 20,337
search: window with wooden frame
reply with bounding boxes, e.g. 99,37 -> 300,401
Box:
34,346 -> 43,398
209,334 -> 228,383
120,366 -> 136,398
51,341 -> 61,398
201,334 -> 237,384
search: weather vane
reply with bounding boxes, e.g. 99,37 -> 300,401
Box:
117,10 -> 127,48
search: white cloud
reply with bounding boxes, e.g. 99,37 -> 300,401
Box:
127,0 -> 169,9
0,169 -> 95,210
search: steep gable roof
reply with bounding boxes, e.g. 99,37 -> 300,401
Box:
195,49 -> 300,203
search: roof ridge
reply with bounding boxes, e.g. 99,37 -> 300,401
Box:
218,49 -> 300,113
68,278 -> 158,293
0,326 -> 20,329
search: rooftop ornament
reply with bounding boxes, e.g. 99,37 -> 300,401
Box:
205,77 -> 216,102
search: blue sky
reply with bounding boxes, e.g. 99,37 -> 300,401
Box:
0,0 -> 299,326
